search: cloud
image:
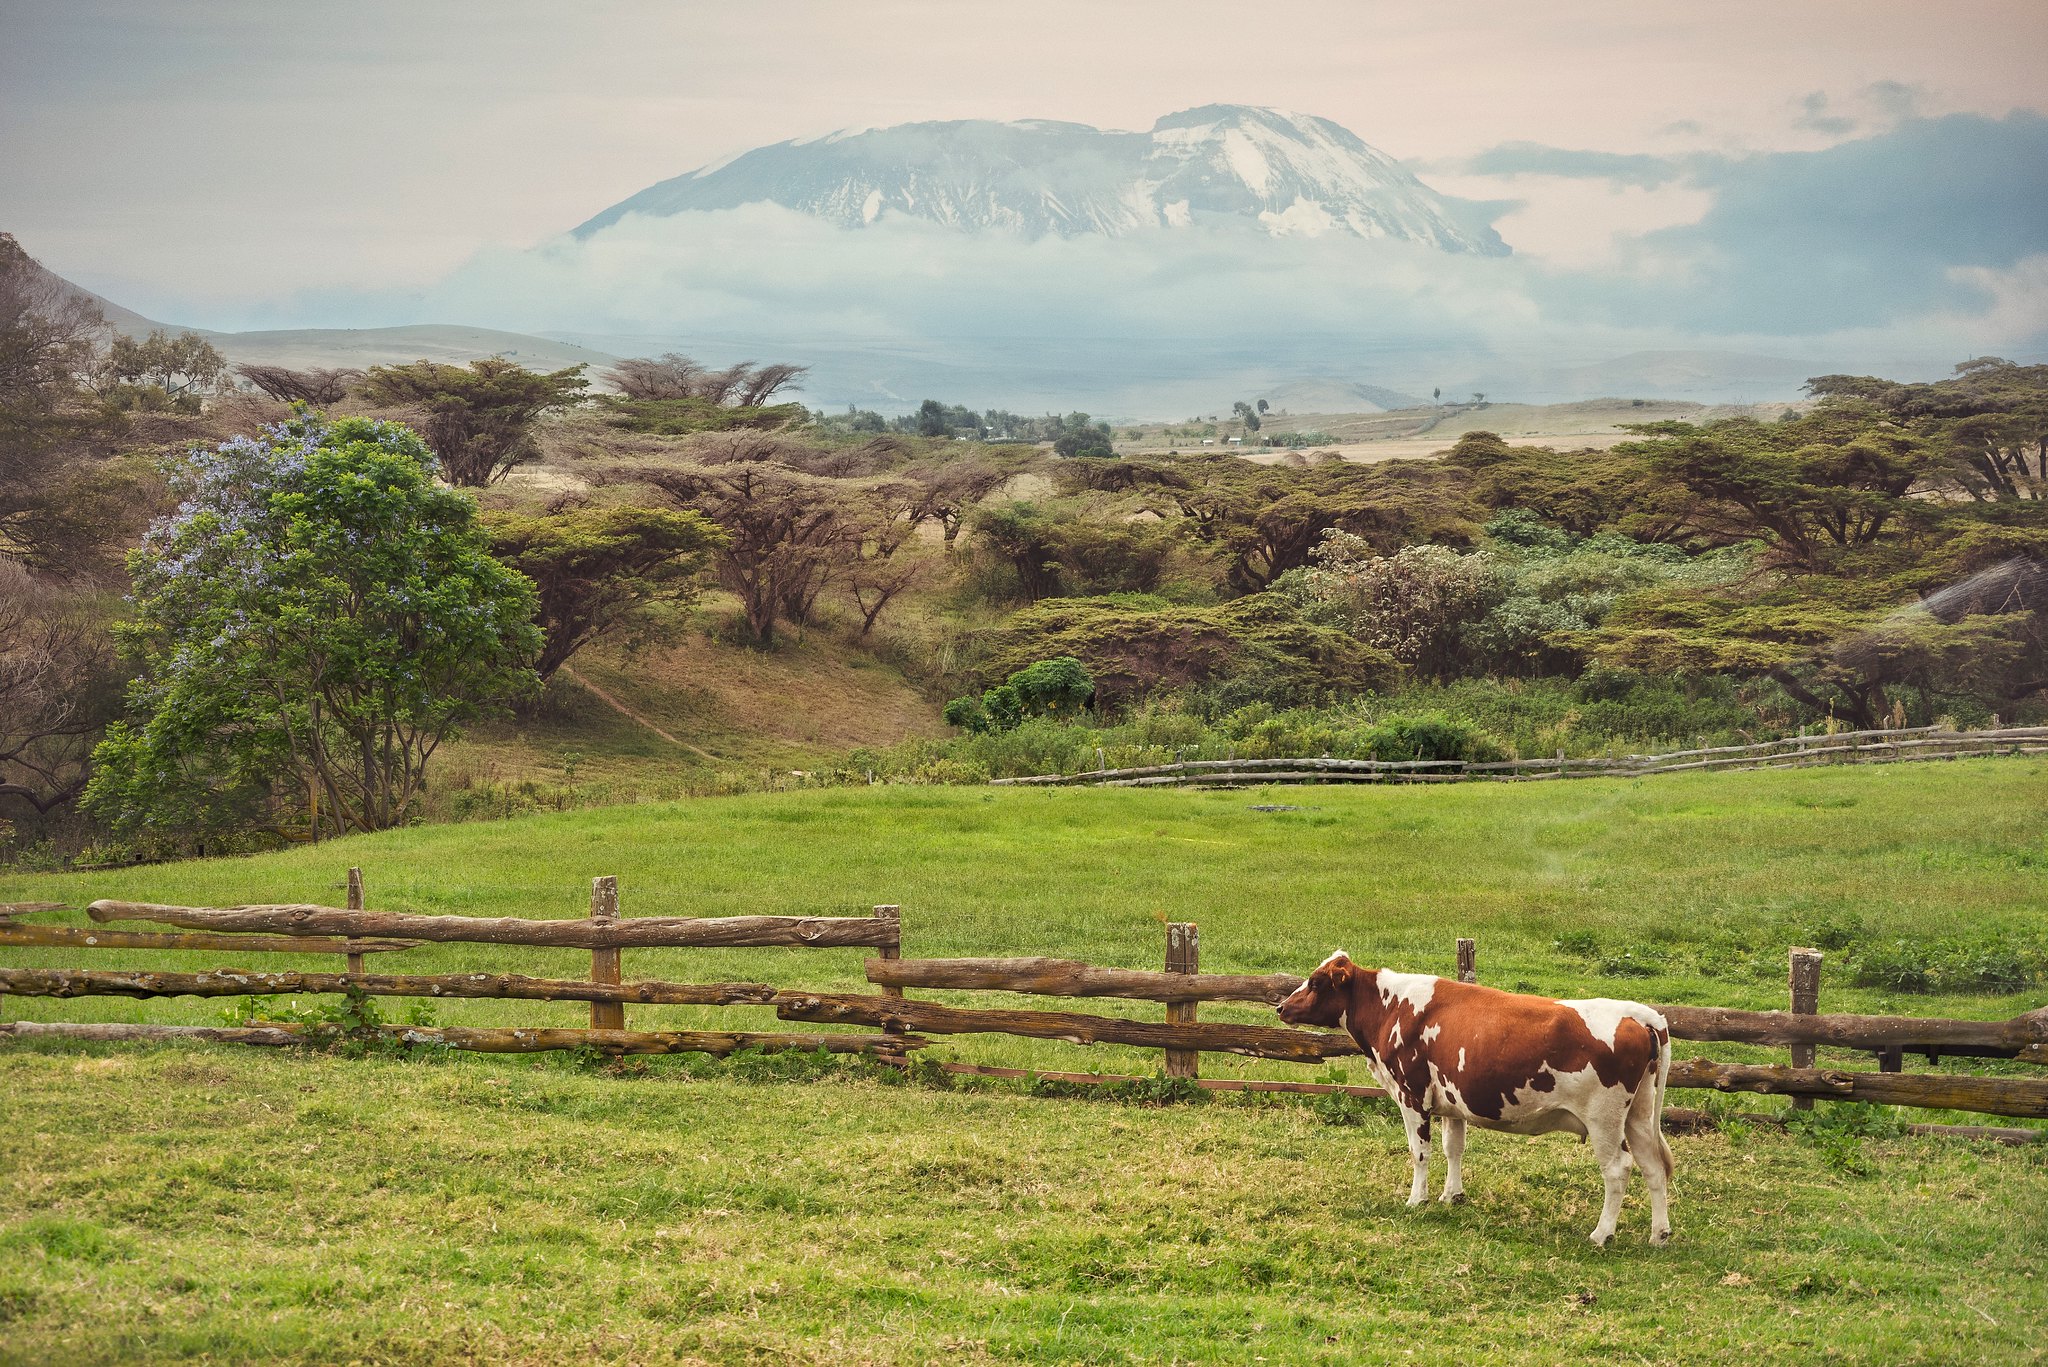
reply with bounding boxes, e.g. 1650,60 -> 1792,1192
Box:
1629,111 -> 2048,331
1462,143 -> 1693,190
317,110 -> 2048,414
1793,91 -> 1860,137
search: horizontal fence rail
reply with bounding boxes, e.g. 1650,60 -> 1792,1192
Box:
992,726 -> 2048,789
86,901 -> 900,950
0,1019 -> 923,1057
868,957 -> 2048,1061
0,967 -> 781,1008
866,956 -> 1302,1004
0,924 -> 420,956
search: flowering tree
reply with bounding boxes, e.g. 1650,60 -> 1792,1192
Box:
1306,533 -> 1502,681
84,415 -> 541,844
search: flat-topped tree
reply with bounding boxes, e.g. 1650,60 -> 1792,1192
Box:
357,357 -> 587,487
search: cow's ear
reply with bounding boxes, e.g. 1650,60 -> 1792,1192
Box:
1322,951 -> 1354,984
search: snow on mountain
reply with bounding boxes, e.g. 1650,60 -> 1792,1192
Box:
574,105 -> 1508,254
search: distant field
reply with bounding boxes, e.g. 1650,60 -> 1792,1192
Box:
1123,398 -> 1810,464
3,760 -> 2046,1362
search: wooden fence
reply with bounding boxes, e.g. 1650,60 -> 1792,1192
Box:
1,876 -> 2044,1132
991,725 -> 2048,789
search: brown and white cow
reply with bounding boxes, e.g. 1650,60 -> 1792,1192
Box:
1277,951 -> 1673,1246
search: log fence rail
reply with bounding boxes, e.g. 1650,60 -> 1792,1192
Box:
991,725 -> 2048,789
0,877 -> 2042,1128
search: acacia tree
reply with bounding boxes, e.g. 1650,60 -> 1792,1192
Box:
627,462 -> 854,645
84,415 -> 541,844
1617,408 -> 1931,571
234,363 -> 362,406
604,354 -> 808,406
1808,357 -> 2048,503
485,501 -> 726,679
358,357 -> 587,486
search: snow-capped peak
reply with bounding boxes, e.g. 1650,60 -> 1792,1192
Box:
573,105 -> 1507,255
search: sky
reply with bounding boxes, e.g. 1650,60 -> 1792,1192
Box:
3,0 -> 2045,409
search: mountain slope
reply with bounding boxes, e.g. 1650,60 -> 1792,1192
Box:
575,105 -> 1507,253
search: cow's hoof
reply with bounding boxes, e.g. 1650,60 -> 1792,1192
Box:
1439,1190 -> 1466,1205
1589,1231 -> 1614,1249
1406,1195 -> 1427,1209
1650,1228 -> 1673,1247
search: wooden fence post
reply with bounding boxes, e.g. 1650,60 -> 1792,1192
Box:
590,876 -> 623,1032
344,868 -> 365,975
1455,937 -> 1477,984
875,906 -> 903,999
1165,922 -> 1199,1079
1789,947 -> 1822,1110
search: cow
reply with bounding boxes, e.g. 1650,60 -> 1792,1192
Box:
1277,951 -> 1673,1246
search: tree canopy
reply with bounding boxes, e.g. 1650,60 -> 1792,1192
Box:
85,415 -> 541,846
358,357 -> 587,486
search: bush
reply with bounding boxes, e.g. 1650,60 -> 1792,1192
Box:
1355,711 -> 1504,763
974,595 -> 1394,707
944,657 -> 1095,734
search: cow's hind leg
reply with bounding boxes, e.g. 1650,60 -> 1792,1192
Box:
1626,1087 -> 1674,1245
1439,1118 -> 1467,1204
1398,1106 -> 1431,1207
1586,1111 -> 1632,1247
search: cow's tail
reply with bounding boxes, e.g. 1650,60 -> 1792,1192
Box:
1631,1015 -> 1676,1182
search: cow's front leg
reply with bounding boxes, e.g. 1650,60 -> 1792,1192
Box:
1398,1106 -> 1431,1207
1439,1117 -> 1466,1204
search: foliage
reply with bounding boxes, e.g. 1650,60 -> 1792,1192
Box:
89,329 -> 229,412
1306,534 -> 1503,681
604,354 -> 808,407
944,656 -> 1095,734
1616,407 -> 1933,572
596,396 -> 806,436
622,459 -> 856,646
83,415 -> 541,846
484,501 -> 725,679
969,501 -> 1185,601
233,364 -> 361,406
1165,454 -> 1482,592
357,357 -> 588,486
1808,356 -> 2048,503
0,566 -> 118,820
973,594 -> 1395,706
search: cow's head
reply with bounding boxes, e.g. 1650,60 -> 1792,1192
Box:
1276,950 -> 1357,1028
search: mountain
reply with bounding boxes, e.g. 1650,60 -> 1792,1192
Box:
574,105 -> 1508,253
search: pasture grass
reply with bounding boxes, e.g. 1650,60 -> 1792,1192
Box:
2,759 -> 2046,1360
0,1040 -> 2043,1364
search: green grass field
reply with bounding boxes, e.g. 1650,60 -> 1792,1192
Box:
3,759 -> 2047,1362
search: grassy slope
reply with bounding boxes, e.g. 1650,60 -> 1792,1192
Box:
3,760 -> 2046,1362
427,607 -> 949,808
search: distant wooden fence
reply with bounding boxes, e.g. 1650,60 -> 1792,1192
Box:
2,876 -> 2044,1132
991,725 -> 2048,788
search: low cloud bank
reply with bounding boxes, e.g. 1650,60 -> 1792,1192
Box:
347,112 -> 2048,414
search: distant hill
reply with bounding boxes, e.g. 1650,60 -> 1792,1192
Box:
179,323 -> 617,375
12,234 -> 618,376
1259,377 -> 1430,413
